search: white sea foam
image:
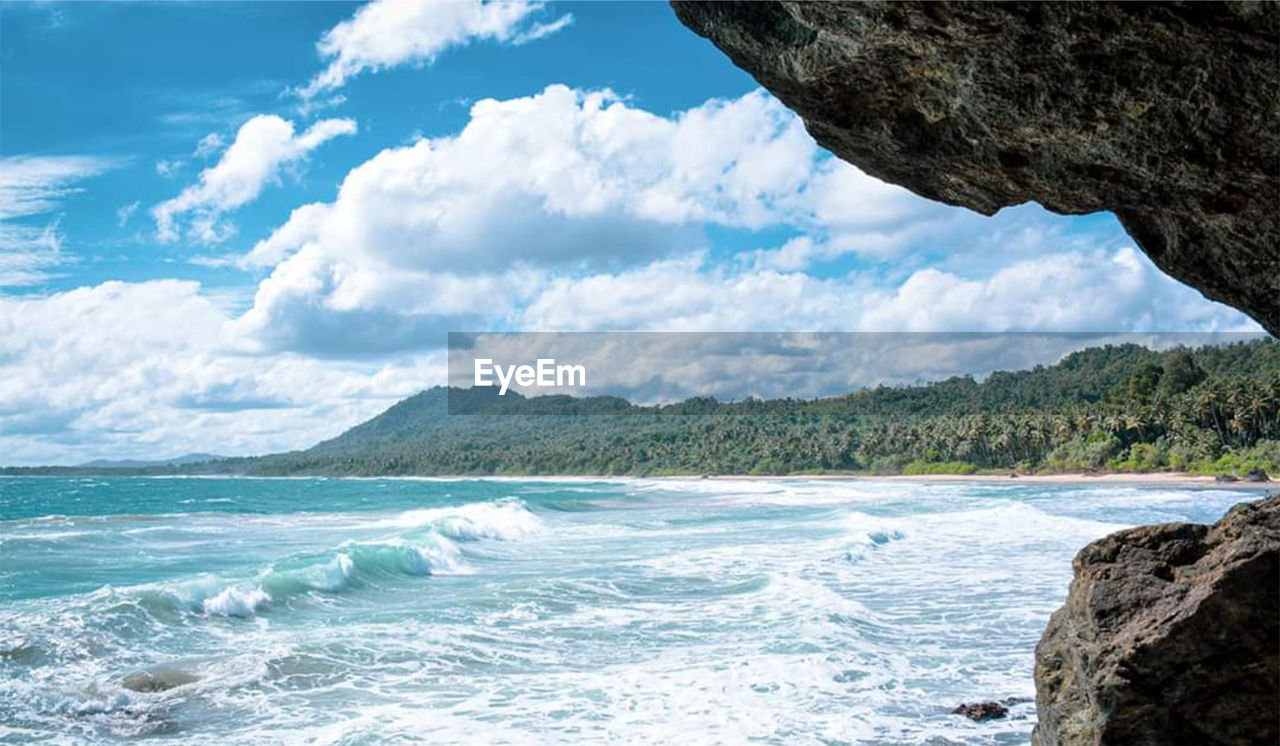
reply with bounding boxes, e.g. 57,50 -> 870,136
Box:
378,498 -> 543,540
0,530 -> 90,542
202,586 -> 271,617
841,510 -> 908,561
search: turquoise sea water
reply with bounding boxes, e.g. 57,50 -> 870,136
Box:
0,476 -> 1261,744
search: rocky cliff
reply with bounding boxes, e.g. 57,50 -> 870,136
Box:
670,1 -> 1280,335
1032,494 -> 1280,745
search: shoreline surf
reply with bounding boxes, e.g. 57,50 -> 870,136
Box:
4,470 -> 1273,490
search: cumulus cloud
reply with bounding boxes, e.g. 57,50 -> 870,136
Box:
225,85 -> 1258,357
0,154 -> 116,286
236,86 -> 934,353
247,87 -> 818,267
519,249 -> 1258,334
153,114 -> 356,244
852,247 -> 1258,332
297,0 -> 572,99
517,254 -> 849,332
232,244 -> 543,356
0,280 -> 441,465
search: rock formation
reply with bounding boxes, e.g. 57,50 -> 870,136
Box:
1032,494 -> 1280,745
670,2 -> 1280,334
952,700 -> 1009,722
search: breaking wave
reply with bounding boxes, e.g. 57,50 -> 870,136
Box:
842,511 -> 908,561
375,497 -> 543,540
125,533 -> 464,618
108,500 -> 543,619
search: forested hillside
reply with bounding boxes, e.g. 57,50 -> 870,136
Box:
202,340 -> 1280,476
8,340 -> 1278,477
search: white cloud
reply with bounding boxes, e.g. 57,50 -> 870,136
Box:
851,247 -> 1256,332
247,86 -> 929,276
153,114 -> 356,244
193,132 -> 226,158
520,249 -> 1259,334
155,159 -> 182,178
229,85 -> 1257,357
238,86 -> 924,352
510,11 -> 572,44
298,0 -> 572,99
0,154 -> 116,286
116,200 -> 140,227
0,280 -> 441,465
0,221 -> 65,288
748,236 -> 836,272
231,244 -> 543,355
0,155 -> 114,220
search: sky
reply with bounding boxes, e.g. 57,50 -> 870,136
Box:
0,0 -> 1261,465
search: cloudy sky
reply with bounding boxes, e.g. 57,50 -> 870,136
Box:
0,1 -> 1260,465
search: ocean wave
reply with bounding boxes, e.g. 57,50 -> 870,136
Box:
45,500 -> 540,623
628,478 -> 915,510
842,511 -> 907,562
376,498 -> 542,540
125,534 -> 465,618
200,585 -> 271,617
0,530 -> 91,544
918,500 -> 1132,538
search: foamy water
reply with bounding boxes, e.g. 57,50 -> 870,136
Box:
0,476 -> 1259,744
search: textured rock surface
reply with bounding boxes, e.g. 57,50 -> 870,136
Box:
671,2 -> 1280,334
952,700 -> 1009,722
1031,494 -> 1280,746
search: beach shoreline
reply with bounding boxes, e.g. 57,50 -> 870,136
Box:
4,471 -> 1273,490
692,472 -> 1274,488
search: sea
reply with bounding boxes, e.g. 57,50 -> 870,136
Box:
0,476 -> 1261,744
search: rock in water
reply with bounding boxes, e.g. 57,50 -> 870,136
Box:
952,701 -> 1009,721
669,2 -> 1280,335
121,667 -> 200,693
1032,494 -> 1280,746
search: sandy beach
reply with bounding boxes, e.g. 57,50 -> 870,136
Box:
700,472 -> 1276,489
100,472 -> 1277,489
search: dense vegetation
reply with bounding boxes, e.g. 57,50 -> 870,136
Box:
7,340 -> 1278,478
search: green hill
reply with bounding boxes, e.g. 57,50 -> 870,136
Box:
219,339 -> 1280,477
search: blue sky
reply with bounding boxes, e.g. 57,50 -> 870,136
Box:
0,1 -> 1259,464
2,1 -> 752,295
